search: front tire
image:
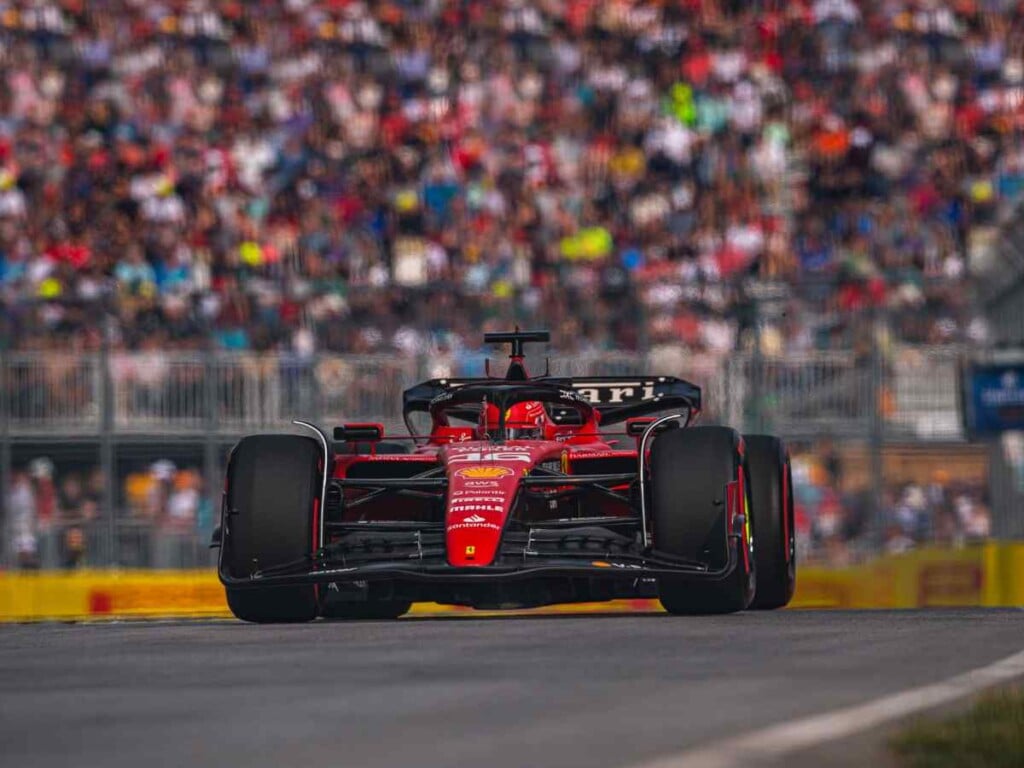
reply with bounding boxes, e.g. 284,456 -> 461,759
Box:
222,435 -> 321,623
744,435 -> 796,609
649,427 -> 755,615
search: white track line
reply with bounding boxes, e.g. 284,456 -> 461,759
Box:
630,647 -> 1024,768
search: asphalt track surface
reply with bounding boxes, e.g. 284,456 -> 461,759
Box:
1,609 -> 1023,768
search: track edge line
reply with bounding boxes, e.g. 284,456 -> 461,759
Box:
627,647 -> 1024,768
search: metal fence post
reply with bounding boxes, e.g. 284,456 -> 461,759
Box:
100,319 -> 116,565
869,309 -> 886,546
416,351 -> 429,383
202,346 -> 220,566
988,440 -> 1012,538
749,316 -> 765,434
0,348 -> 10,567
637,291 -> 649,357
312,352 -> 323,426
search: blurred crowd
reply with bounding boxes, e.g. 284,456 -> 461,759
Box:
1,0 -> 1023,360
6,456 -> 213,569
791,443 -> 992,564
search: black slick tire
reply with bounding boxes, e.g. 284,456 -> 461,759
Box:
650,426 -> 755,615
222,434 -> 321,623
744,434 -> 796,609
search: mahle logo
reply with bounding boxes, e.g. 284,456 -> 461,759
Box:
455,466 -> 514,479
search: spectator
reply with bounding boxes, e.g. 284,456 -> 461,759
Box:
157,468 -> 201,568
6,470 -> 38,569
27,457 -> 59,568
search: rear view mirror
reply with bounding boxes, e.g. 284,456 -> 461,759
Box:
626,418 -> 656,436
625,417 -> 679,437
333,423 -> 384,442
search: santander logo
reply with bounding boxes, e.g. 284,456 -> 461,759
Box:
447,511 -> 501,533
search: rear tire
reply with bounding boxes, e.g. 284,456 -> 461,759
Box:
222,435 -> 321,623
745,435 -> 796,610
650,427 -> 755,615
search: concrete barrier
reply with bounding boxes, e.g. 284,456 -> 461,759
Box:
1,543 -> 1022,621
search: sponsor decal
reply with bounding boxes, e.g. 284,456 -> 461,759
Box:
918,563 -> 984,606
462,480 -> 499,488
465,545 -> 476,557
591,560 -> 641,570
429,391 -> 454,407
573,381 -> 657,405
449,520 -> 501,532
451,490 -> 504,498
455,466 -> 515,479
449,511 -> 502,532
450,524 -> 500,532
450,504 -> 504,513
449,451 -> 533,464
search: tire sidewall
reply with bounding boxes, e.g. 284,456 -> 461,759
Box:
222,434 -> 321,623
744,434 -> 796,609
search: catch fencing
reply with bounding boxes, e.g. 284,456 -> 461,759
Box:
1,347 -> 966,438
0,346 -> 1008,569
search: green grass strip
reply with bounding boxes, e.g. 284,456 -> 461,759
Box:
891,687 -> 1024,768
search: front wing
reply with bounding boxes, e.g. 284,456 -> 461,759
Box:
218,525 -> 743,589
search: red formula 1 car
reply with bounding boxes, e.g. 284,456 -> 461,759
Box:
215,330 -> 796,622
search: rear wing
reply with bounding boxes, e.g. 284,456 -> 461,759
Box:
536,376 -> 701,424
402,375 -> 700,429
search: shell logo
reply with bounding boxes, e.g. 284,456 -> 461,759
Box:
455,466 -> 514,479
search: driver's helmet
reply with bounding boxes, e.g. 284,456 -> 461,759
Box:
480,401 -> 546,440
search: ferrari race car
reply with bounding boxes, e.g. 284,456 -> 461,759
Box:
215,330 -> 796,622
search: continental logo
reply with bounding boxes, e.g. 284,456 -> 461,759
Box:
455,466 -> 514,479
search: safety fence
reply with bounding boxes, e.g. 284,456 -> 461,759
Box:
1,346 -> 968,439
1,543 -> 1022,622
2,352 -> 419,435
